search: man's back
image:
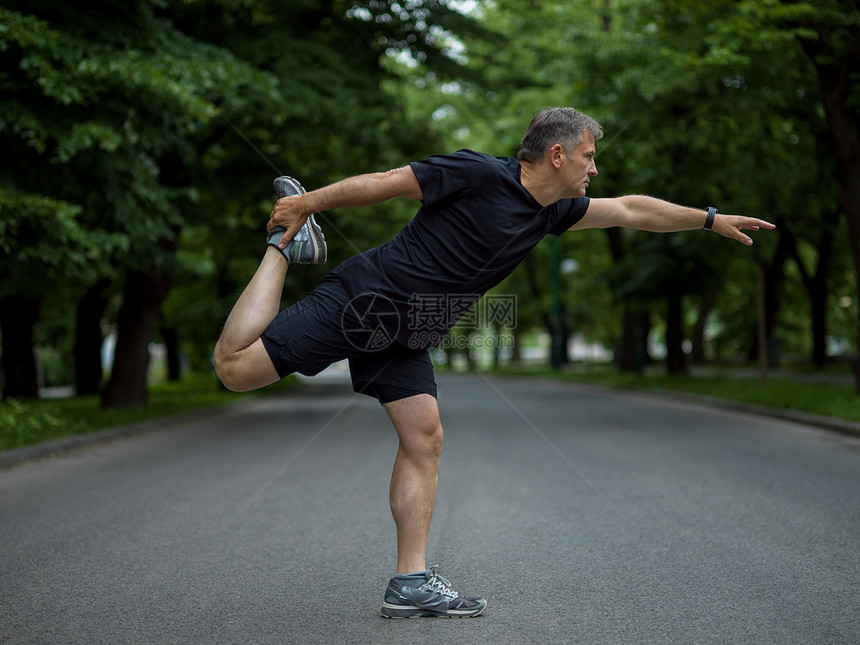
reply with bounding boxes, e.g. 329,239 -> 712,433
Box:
338,149 -> 589,347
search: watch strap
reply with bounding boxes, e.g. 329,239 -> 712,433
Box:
703,206 -> 717,232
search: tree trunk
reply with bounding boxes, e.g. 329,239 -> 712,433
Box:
0,295 -> 41,398
162,323 -> 182,382
842,186 -> 860,390
764,233 -> 789,342
809,281 -> 828,367
74,279 -> 111,395
101,266 -> 172,408
748,232 -> 789,366
782,213 -> 837,369
511,328 -> 522,364
808,209 -> 839,371
605,227 -> 643,372
691,294 -> 716,364
800,27 -> 860,392
665,291 -> 686,375
615,305 -> 636,371
615,305 -> 651,373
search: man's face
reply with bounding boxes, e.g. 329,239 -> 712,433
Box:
563,131 -> 598,197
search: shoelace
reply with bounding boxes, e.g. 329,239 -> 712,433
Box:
424,565 -> 459,599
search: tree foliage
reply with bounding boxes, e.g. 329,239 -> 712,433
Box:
1,0 -> 857,403
408,0 -> 857,382
0,0 -> 484,403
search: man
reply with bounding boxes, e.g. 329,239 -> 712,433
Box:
213,107 -> 774,618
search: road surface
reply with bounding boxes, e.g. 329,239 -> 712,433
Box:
1,373 -> 858,644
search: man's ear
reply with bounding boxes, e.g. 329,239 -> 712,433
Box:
548,143 -> 565,169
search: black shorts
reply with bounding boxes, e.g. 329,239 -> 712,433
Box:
260,270 -> 437,404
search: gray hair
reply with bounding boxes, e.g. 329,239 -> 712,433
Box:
517,107 -> 604,163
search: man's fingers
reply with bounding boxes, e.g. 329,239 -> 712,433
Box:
716,216 -> 775,245
267,195 -> 310,248
746,218 -> 775,230
723,225 -> 754,246
740,218 -> 775,244
278,227 -> 297,249
272,222 -> 299,248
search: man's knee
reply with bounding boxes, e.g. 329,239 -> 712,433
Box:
387,398 -> 444,461
213,339 -> 280,392
411,419 -> 443,452
398,423 -> 443,472
213,349 -> 244,392
423,423 -> 444,460
398,418 -> 445,463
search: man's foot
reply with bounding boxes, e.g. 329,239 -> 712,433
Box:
381,565 -> 487,618
267,176 -> 327,264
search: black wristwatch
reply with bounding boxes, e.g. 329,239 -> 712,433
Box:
703,206 -> 717,232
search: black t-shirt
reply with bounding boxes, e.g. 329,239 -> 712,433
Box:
337,149 -> 590,348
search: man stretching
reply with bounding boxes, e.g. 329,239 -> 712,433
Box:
214,107 -> 774,618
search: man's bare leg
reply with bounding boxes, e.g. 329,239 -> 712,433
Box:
213,246 -> 286,392
383,394 -> 444,574
380,393 -> 487,618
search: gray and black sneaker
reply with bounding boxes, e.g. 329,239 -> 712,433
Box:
381,565 -> 487,618
267,176 -> 327,264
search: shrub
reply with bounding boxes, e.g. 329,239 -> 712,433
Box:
0,398 -> 89,450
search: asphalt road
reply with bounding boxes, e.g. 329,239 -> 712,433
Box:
1,373 -> 858,644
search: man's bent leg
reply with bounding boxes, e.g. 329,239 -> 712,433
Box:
214,246 -> 286,392
383,393 -> 443,575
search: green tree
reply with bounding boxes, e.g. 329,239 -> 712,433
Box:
0,2 -> 276,404
1,0 -> 488,405
733,0 -> 860,388
161,0 -> 491,378
423,0 -> 854,379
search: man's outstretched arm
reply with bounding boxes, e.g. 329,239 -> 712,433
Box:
571,195 -> 775,246
268,165 -> 423,248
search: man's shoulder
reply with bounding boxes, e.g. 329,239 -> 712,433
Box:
411,149 -> 515,189
417,149 -> 514,165
454,149 -> 516,166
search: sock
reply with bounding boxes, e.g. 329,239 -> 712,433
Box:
394,570 -> 426,579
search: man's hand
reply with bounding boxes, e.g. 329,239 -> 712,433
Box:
268,195 -> 313,249
712,214 -> 776,246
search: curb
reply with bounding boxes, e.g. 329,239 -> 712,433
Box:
0,381 -> 331,471
665,390 -> 860,438
561,380 -> 860,439
0,402 -> 248,471
496,374 -> 860,440
0,376 -> 319,471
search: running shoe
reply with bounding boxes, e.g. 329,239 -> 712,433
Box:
381,565 -> 487,618
267,176 -> 327,264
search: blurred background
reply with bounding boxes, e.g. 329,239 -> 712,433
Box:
0,0 -> 857,419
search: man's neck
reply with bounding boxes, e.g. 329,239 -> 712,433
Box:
519,161 -> 558,207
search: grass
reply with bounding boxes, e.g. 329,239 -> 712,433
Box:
0,372 -> 297,452
496,364 -> 860,424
